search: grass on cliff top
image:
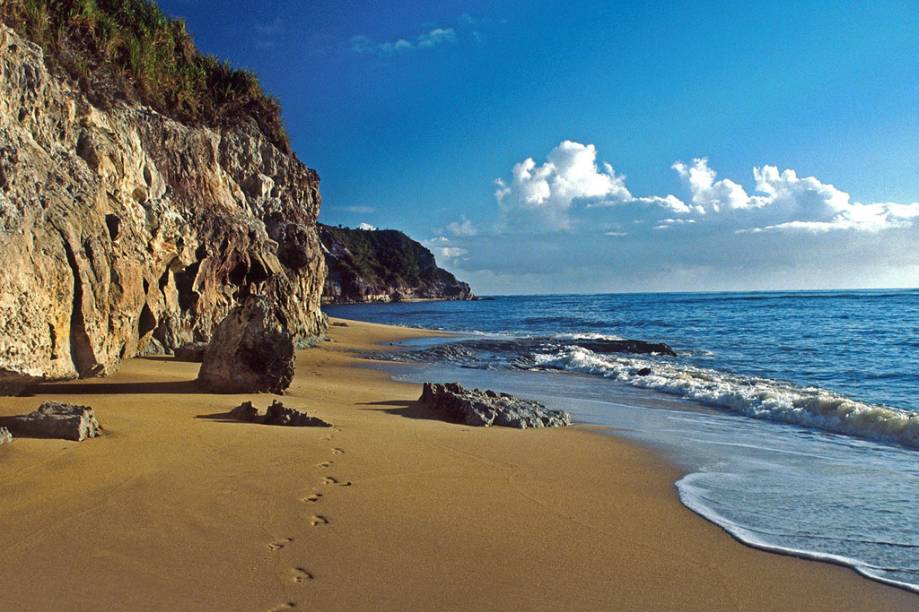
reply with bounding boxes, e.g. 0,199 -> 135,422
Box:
1,0 -> 290,153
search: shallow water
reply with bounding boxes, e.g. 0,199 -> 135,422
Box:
326,290 -> 919,592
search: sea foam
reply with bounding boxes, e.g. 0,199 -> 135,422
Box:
534,346 -> 919,450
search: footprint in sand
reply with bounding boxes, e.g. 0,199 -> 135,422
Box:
267,603 -> 296,611
286,567 -> 314,584
267,538 -> 293,551
331,448 -> 344,455
316,461 -> 333,468
309,514 -> 329,527
322,476 -> 352,487
302,492 -> 323,503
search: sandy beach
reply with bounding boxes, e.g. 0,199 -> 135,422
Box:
0,318 -> 914,611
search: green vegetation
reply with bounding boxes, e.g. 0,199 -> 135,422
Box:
319,224 -> 471,300
1,0 -> 290,152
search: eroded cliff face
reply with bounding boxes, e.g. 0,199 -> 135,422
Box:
0,25 -> 326,392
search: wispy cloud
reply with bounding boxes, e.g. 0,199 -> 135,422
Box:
254,17 -> 284,49
350,27 -> 456,57
336,205 -> 377,214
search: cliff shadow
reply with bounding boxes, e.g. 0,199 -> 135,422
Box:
24,379 -> 203,396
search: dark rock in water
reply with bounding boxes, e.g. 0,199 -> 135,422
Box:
0,427 -> 11,447
263,400 -> 331,427
575,339 -> 676,356
173,342 -> 208,362
636,367 -> 653,376
198,296 -> 295,394
419,382 -> 571,429
228,401 -> 259,422
0,402 -> 102,441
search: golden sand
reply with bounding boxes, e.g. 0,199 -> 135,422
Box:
0,318 -> 914,610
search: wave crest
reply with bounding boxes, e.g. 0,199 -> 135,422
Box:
534,347 -> 919,450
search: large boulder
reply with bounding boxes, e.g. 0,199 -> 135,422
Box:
419,383 -> 571,429
197,296 -> 295,394
0,401 -> 103,441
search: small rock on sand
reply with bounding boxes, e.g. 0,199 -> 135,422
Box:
228,401 -> 259,422
264,400 -> 332,427
173,342 -> 209,362
0,402 -> 103,441
0,427 -> 12,447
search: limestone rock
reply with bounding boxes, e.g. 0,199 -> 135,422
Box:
197,296 -> 295,394
419,383 -> 571,429
0,24 -> 326,393
263,400 -> 331,427
0,401 -> 103,441
0,427 -> 11,446
173,342 -> 208,363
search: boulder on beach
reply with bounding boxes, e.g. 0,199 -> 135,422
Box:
419,382 -> 571,429
0,402 -> 103,441
173,342 -> 209,363
197,296 -> 295,394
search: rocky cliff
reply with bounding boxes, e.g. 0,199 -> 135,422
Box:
319,224 -> 473,304
0,20 -> 326,392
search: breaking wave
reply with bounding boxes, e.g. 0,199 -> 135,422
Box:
534,347 -> 919,450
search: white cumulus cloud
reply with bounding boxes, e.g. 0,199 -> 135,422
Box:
357,222 -> 377,231
496,140 -> 685,230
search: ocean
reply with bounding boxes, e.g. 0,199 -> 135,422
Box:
325,290 -> 919,592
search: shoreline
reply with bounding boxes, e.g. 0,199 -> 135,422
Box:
0,318 -> 914,610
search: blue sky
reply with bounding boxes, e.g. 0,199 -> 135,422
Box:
160,0 -> 919,294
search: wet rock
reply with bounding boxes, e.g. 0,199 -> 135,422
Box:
263,400 -> 331,427
197,296 -> 295,394
228,401 -> 259,422
0,401 -> 102,441
574,339 -> 676,356
636,367 -> 653,376
0,427 -> 11,447
419,382 -> 571,429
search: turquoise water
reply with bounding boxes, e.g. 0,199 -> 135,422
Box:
326,290 -> 919,592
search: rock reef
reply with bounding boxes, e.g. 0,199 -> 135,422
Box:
0,24 -> 326,392
419,382 -> 571,429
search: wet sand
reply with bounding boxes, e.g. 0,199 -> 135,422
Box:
0,318 -> 914,610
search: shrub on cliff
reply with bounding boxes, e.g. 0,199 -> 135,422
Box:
0,0 -> 290,152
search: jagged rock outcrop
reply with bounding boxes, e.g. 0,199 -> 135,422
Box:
319,224 -> 473,304
197,296 -> 295,394
0,24 -> 326,392
419,382 -> 572,429
263,400 -> 331,427
0,401 -> 103,441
